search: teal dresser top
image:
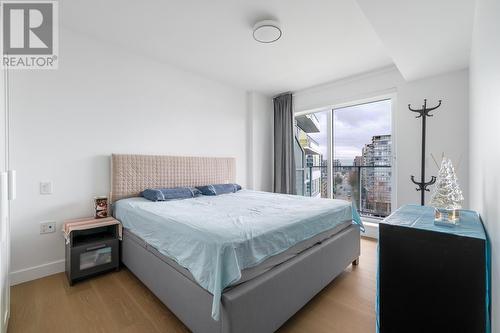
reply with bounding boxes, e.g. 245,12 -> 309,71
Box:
381,204 -> 487,240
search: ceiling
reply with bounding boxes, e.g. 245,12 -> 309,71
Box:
61,0 -> 475,95
356,0 -> 475,81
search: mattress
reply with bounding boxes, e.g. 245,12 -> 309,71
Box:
114,190 -> 362,320
123,217 -> 352,288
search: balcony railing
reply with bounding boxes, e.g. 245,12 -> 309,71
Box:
296,165 -> 392,218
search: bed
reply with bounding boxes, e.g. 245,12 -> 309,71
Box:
111,154 -> 362,333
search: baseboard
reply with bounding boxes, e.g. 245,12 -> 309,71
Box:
10,259 -> 65,286
361,221 -> 379,239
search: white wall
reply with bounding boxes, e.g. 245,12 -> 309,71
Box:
246,92 -> 273,192
470,0 -> 500,330
8,28 -> 255,284
294,67 -> 469,209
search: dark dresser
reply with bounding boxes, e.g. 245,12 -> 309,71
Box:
377,205 -> 491,333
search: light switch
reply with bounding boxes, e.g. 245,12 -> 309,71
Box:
40,181 -> 53,195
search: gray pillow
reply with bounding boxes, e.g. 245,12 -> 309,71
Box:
142,187 -> 201,201
196,184 -> 242,196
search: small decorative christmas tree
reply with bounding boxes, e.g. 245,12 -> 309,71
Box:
429,157 -> 464,223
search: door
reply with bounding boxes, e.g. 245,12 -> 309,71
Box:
294,97 -> 395,221
294,110 -> 332,198
0,68 -> 10,333
332,99 -> 394,219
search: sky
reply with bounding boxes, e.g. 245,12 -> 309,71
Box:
307,99 -> 391,166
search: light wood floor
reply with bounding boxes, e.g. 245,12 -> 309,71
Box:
9,238 -> 377,333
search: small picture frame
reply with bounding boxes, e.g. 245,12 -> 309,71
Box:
94,196 -> 108,219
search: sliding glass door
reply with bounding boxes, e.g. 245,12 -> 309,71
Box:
333,99 -> 392,218
294,98 -> 394,219
294,110 -> 331,198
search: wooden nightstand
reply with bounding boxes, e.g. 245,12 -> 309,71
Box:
63,217 -> 121,285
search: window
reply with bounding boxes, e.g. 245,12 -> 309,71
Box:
333,100 -> 392,218
294,110 -> 330,198
294,98 -> 394,219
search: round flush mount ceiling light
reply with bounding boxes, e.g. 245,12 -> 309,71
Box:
253,20 -> 282,43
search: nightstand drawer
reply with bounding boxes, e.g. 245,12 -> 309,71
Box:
79,244 -> 113,270
69,238 -> 119,281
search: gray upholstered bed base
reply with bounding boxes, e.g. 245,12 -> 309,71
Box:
121,224 -> 361,333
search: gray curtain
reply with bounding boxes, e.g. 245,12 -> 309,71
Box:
273,93 -> 296,194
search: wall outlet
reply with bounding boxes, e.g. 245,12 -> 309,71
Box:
40,221 -> 56,234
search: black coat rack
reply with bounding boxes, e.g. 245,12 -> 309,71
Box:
408,99 -> 442,205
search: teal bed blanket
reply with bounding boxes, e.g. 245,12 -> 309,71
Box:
114,190 -> 363,320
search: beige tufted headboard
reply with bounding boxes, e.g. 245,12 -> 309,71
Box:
110,154 -> 236,202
